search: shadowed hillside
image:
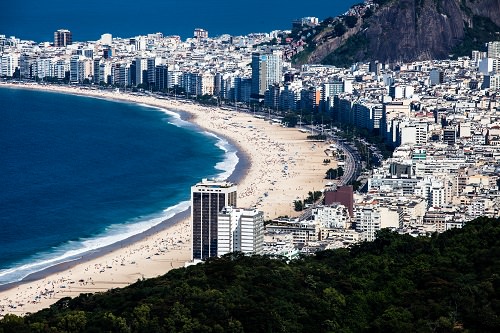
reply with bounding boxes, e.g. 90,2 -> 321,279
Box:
1,217 -> 500,332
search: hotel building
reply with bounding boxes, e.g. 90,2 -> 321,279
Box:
191,179 -> 237,260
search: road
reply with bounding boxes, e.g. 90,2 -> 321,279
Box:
297,126 -> 363,221
302,125 -> 362,186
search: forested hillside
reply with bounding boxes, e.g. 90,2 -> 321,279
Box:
1,217 -> 500,332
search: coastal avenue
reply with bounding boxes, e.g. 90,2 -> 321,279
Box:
296,124 -> 362,222
301,124 -> 361,186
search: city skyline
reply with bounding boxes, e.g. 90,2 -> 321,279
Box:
0,0 -> 360,43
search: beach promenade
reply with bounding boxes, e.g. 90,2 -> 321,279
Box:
0,83 -> 335,316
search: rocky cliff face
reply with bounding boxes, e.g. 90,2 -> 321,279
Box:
307,0 -> 500,65
365,0 -> 465,61
465,0 -> 500,25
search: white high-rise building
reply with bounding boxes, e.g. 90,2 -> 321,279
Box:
34,58 -> 53,79
167,69 -> 182,89
355,202 -> 381,242
471,50 -> 487,66
479,58 -> 494,74
489,74 -> 500,90
99,61 -> 112,85
1,53 -> 19,77
70,55 -> 89,83
487,41 -> 500,59
201,73 -> 215,95
251,50 -> 283,100
399,121 -> 428,146
431,181 -> 446,208
54,59 -> 69,79
217,207 -> 264,256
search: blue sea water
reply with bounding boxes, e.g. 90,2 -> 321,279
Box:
0,0 -> 360,42
0,87 -> 238,285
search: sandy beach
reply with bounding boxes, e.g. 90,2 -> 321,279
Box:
0,83 -> 335,316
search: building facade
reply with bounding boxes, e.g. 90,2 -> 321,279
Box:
217,206 -> 264,256
54,29 -> 72,47
251,50 -> 282,100
191,179 -> 237,260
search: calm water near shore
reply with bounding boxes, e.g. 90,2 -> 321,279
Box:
0,87 -> 238,285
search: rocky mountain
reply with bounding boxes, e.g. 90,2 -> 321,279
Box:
296,0 -> 500,66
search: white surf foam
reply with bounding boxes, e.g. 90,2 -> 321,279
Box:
0,200 -> 190,285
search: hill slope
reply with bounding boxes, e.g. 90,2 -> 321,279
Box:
296,0 -> 500,67
1,217 -> 500,332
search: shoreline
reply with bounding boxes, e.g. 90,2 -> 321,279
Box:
0,208 -> 191,293
0,82 -> 335,316
0,84 -> 250,292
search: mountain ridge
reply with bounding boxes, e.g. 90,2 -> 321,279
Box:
294,0 -> 500,66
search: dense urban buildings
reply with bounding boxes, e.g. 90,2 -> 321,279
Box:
1,23 -> 499,257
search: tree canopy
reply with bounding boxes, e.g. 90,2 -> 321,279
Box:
2,217 -> 500,332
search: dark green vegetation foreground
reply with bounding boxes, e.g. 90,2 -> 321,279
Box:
2,217 -> 500,332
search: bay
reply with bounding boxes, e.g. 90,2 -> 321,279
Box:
0,87 -> 235,284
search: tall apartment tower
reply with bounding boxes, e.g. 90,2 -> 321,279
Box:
54,29 -> 72,47
429,69 -> 444,86
134,57 -> 148,86
191,179 -> 237,260
217,207 -> 264,256
251,50 -> 282,100
487,41 -> 500,59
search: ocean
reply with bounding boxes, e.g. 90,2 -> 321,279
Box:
0,87 -> 239,285
0,0 -> 360,42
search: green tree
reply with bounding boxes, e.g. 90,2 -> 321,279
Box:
326,167 -> 343,179
337,166 -> 344,177
333,22 -> 347,37
165,301 -> 199,332
344,15 -> 358,28
132,303 -> 151,331
294,200 -> 303,211
372,306 -> 414,332
57,311 -> 87,333
0,314 -> 29,333
282,113 -> 298,127
100,312 -> 130,333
